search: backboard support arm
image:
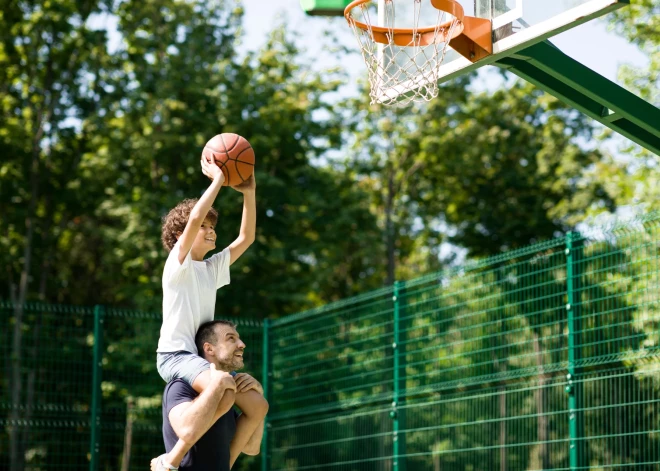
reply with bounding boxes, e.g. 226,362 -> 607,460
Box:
496,40 -> 660,155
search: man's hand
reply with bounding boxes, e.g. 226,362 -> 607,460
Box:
210,363 -> 236,392
201,154 -> 225,184
232,174 -> 256,194
234,373 -> 263,395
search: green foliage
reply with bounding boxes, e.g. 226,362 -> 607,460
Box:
605,0 -> 660,208
343,78 -> 617,265
341,77 -> 473,284
609,0 -> 659,106
415,80 -> 618,257
0,0 -> 383,315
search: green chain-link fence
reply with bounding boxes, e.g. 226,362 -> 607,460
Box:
3,215 -> 660,471
1,303 -> 264,471
265,216 -> 660,470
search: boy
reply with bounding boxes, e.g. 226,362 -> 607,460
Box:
153,154 -> 268,470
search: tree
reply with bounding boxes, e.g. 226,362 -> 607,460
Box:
601,0 -> 660,210
0,2 -> 384,469
414,79 -> 617,257
0,1 -> 114,468
342,76 -> 473,285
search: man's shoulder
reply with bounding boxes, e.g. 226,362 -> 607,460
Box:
164,379 -> 197,402
163,379 -> 198,418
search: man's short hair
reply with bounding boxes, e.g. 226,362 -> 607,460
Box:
196,320 -> 237,356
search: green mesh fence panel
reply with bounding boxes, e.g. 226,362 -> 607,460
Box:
573,220 -> 660,470
4,216 -> 660,471
267,215 -> 660,471
268,287 -> 396,470
1,303 -> 96,471
1,302 -> 263,471
394,237 -> 570,470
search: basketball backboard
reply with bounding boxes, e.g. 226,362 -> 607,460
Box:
370,0 -> 628,101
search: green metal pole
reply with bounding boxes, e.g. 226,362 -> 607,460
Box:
495,41 -> 660,156
391,282 -> 406,471
89,305 -> 104,471
565,233 -> 585,469
261,318 -> 270,471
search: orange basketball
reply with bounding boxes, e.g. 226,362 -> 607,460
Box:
202,133 -> 255,187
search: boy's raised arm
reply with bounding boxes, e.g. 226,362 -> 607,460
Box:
228,175 -> 256,266
177,157 -> 225,264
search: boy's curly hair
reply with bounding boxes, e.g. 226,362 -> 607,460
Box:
161,199 -> 219,252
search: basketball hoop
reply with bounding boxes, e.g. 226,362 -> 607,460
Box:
345,0 -> 492,106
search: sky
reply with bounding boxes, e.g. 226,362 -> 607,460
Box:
240,0 -> 649,91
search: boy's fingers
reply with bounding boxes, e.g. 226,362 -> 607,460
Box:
235,377 -> 248,389
210,363 -> 217,371
238,379 -> 255,392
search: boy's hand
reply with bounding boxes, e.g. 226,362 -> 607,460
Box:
210,363 -> 236,392
233,373 -> 263,395
232,174 -> 256,194
201,154 -> 225,185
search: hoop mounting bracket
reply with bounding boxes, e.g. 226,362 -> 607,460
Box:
449,15 -> 492,62
430,0 -> 492,62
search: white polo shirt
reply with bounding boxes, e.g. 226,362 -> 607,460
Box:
157,241 -> 231,354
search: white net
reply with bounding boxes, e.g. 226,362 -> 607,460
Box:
347,0 -> 460,106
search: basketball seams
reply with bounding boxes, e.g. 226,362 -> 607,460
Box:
234,145 -> 255,163
219,134 -> 231,186
234,159 -> 244,182
219,134 -> 229,155
205,145 -> 225,153
224,133 -> 241,152
204,133 -> 254,185
217,156 -> 230,186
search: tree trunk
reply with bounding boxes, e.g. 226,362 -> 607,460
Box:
385,159 -> 395,286
121,399 -> 135,471
499,384 -> 507,471
10,94 -> 45,470
532,333 -> 549,469
9,302 -> 25,471
491,348 -> 507,471
21,261 -> 49,465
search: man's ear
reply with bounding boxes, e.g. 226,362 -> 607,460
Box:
203,342 -> 213,355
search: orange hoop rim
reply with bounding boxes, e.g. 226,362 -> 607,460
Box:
344,0 -> 466,45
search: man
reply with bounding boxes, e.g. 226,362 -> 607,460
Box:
154,320 -> 268,471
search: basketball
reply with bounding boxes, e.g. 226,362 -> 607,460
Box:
202,133 -> 255,186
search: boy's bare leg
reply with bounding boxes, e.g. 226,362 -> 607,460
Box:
229,389 -> 269,466
160,370 -> 235,468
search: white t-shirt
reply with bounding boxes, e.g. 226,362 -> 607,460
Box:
157,241 -> 231,353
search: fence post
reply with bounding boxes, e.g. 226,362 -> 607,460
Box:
565,233 -> 585,469
392,281 -> 406,471
89,305 -> 104,471
261,318 -> 270,471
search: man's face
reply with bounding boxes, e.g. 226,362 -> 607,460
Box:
207,324 -> 246,371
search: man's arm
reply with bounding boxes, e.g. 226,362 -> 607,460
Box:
229,374 -> 268,467
228,176 -> 256,265
177,157 -> 225,264
169,367 -> 236,447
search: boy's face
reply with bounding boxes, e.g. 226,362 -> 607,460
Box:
208,324 -> 246,371
193,217 -> 216,253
